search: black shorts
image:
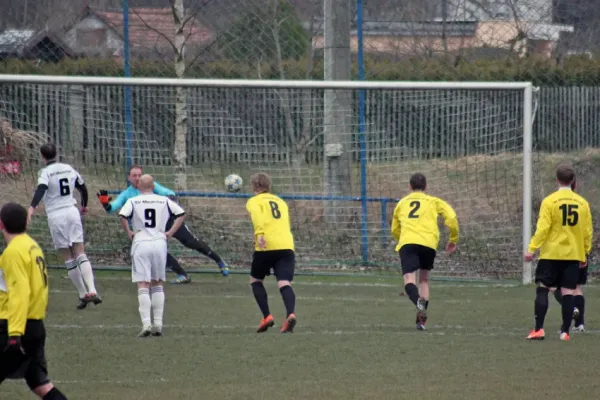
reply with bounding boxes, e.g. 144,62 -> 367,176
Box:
0,319 -> 49,390
399,244 -> 437,275
251,250 -> 295,282
535,259 -> 580,290
556,266 -> 588,288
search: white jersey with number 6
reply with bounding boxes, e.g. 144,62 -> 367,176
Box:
38,162 -> 84,213
38,162 -> 85,249
118,194 -> 185,243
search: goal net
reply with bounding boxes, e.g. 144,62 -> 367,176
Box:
0,76 -> 537,282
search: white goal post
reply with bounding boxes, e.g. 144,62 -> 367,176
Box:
0,74 -> 535,284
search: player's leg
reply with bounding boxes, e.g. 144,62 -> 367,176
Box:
21,321 -> 67,400
59,248 -> 89,309
71,243 -> 102,306
150,242 -> 167,336
132,243 -> 153,337
399,245 -> 427,326
250,252 -> 274,332
572,266 -> 587,332
415,246 -> 436,330
527,260 -> 554,340
166,252 -> 191,284
170,220 -> 229,276
275,250 -> 297,333
557,262 -> 580,340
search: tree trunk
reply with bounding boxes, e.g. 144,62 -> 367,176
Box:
172,0 -> 187,193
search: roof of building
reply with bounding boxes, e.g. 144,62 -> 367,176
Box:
0,29 -> 75,57
79,7 -> 213,49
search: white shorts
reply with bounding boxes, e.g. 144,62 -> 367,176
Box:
131,239 -> 167,283
47,207 -> 84,249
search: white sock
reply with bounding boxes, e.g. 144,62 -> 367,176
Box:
137,288 -> 151,327
151,286 -> 165,327
76,254 -> 97,294
66,260 -> 87,298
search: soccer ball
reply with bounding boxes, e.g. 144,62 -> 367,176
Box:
225,174 -> 243,192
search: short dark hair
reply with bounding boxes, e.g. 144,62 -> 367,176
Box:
129,164 -> 143,174
409,173 -> 427,191
556,164 -> 575,186
40,143 -> 57,160
0,202 -> 28,234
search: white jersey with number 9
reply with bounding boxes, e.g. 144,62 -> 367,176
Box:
119,194 -> 185,243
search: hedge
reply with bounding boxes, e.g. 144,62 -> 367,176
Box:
1,55 -> 600,85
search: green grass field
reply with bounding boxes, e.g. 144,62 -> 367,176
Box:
3,270 -> 600,400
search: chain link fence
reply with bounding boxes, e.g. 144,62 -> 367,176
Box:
0,0 -> 600,280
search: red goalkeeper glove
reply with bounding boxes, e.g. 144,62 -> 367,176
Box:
96,190 -> 112,211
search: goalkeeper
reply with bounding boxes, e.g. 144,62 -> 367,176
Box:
97,165 -> 229,283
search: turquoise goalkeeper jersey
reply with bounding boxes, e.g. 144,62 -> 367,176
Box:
106,182 -> 175,213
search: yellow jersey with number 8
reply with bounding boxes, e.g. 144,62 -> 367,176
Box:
0,234 -> 48,336
246,193 -> 294,252
391,192 -> 459,252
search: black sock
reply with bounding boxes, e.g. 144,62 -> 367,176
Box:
166,253 -> 187,276
404,283 -> 420,306
534,287 -> 549,331
43,387 -> 68,400
279,285 -> 296,317
561,294 -> 574,333
574,295 -> 585,326
553,289 -> 563,305
424,300 -> 429,310
251,282 -> 270,318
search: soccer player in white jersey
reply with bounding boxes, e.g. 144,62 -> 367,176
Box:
28,143 -> 102,310
119,174 -> 185,337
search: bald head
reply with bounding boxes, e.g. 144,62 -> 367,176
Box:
138,174 -> 155,193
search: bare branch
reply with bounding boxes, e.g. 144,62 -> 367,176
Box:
130,7 -> 178,55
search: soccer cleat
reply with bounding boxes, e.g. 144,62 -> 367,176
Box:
573,307 -> 580,322
416,298 -> 428,326
560,332 -> 570,341
218,261 -> 229,277
170,274 -> 191,284
281,314 -> 297,333
88,293 -> 103,306
573,325 -> 585,333
138,326 -> 152,338
416,323 -> 426,331
256,315 -> 275,333
151,325 -> 163,337
76,297 -> 88,310
526,329 -> 545,340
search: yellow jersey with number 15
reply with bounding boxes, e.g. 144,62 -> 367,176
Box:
391,191 -> 459,252
246,193 -> 294,252
528,188 -> 592,262
0,234 -> 48,336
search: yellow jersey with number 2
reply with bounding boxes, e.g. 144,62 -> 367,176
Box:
246,193 -> 294,252
391,191 -> 459,252
0,234 -> 48,336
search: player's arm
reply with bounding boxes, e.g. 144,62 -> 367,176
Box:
99,188 -> 129,213
584,201 -> 593,258
527,199 -> 552,256
165,198 -> 185,238
390,201 -> 403,241
118,199 -> 135,240
154,182 -> 176,197
28,169 -> 49,219
2,250 -> 31,337
437,198 -> 459,244
74,172 -> 88,208
246,199 -> 266,248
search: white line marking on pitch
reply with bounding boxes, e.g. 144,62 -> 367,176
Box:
45,323 -> 600,336
49,289 -> 472,304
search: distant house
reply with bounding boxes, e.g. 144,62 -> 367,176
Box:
60,7 -> 214,60
306,20 -> 573,59
0,29 -> 75,62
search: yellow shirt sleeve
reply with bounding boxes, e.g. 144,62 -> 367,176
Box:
390,202 -> 402,241
437,199 -> 459,243
528,199 -> 552,253
246,199 -> 266,237
3,249 -> 30,336
584,201 -> 593,255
